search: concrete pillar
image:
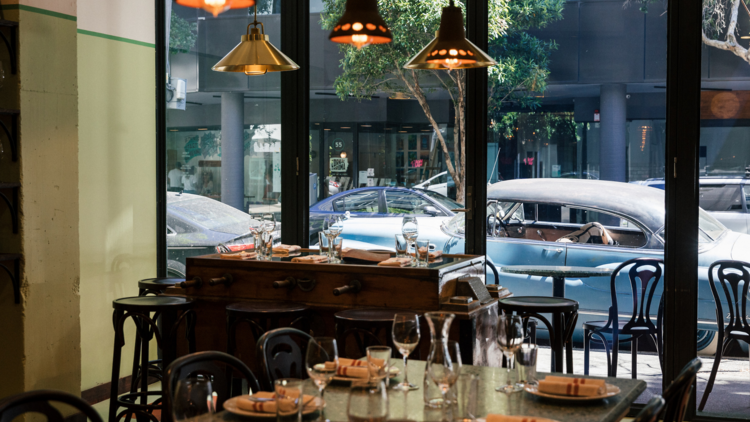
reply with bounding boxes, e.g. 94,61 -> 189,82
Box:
221,92 -> 245,210
599,84 -> 627,182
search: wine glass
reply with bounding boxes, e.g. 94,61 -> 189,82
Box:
426,340 -> 459,408
324,216 -> 343,263
392,313 -> 420,391
496,314 -> 524,393
305,337 -> 338,422
249,215 -> 263,253
262,213 -> 276,235
347,380 -> 389,422
401,216 -> 419,264
172,377 -> 216,422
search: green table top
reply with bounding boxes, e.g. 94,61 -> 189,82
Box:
214,360 -> 646,422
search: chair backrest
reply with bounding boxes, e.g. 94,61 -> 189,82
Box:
633,396 -> 665,422
609,257 -> 663,332
257,327 -> 312,391
661,358 -> 701,422
165,351 -> 261,418
708,260 -> 750,337
0,390 -> 103,422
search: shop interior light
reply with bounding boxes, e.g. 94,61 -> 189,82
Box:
175,0 -> 255,17
213,5 -> 299,75
404,0 -> 496,70
329,0 -> 392,49
389,92 -> 411,100
340,151 -> 348,158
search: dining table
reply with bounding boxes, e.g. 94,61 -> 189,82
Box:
499,265 -> 614,298
213,360 -> 647,422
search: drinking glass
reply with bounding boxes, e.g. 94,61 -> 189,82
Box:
249,216 -> 263,252
172,377 -> 216,422
332,237 -> 343,262
275,379 -> 303,422
515,344 -> 538,388
453,373 -> 478,422
427,340 -> 459,408
324,216 -> 343,262
496,314 -> 524,393
416,239 -> 430,267
401,217 -> 419,258
262,213 -> 277,234
263,231 -> 274,260
347,380 -> 388,422
395,234 -> 408,257
392,313 -> 420,391
318,232 -> 330,256
305,337 -> 338,421
366,345 -> 391,381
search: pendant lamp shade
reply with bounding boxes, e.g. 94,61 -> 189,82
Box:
405,1 -> 496,70
175,0 -> 256,17
212,8 -> 298,75
329,0 -> 392,49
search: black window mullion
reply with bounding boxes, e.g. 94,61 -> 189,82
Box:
156,0 -> 167,276
281,0 -> 310,246
664,0 -> 702,418
464,0 -> 489,256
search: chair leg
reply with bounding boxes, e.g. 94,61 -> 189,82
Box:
631,336 -> 638,379
584,330 -> 591,375
109,310 -> 124,422
612,336 -> 619,378
699,336 -> 728,411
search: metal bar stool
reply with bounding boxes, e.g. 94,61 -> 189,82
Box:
109,296 -> 196,422
497,296 -> 579,373
138,277 -> 185,296
226,301 -> 310,357
334,308 -> 409,358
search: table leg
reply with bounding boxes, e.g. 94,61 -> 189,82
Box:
552,276 -> 565,298
552,311 -> 564,373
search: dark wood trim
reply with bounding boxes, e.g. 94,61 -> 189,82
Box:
664,0 -> 702,418
464,0 -> 488,256
81,375 -> 132,405
156,0 -> 167,277
280,0 -> 311,247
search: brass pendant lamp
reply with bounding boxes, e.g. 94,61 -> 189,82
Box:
404,1 -> 496,70
329,0 -> 392,49
212,5 -> 299,76
175,0 -> 256,18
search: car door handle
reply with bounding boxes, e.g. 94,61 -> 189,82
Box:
543,248 -> 563,253
451,208 -> 469,213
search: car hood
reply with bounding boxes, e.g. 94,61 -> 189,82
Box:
731,232 -> 750,262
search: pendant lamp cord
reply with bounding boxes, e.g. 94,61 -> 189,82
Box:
246,4 -> 265,35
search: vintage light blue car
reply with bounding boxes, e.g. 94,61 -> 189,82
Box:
440,179 -> 750,352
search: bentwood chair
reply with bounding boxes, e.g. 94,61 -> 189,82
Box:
583,257 -> 664,378
699,260 -> 750,411
0,390 -> 103,422
256,327 -> 312,391
663,358 -> 701,422
633,396 -> 665,422
165,351 -> 261,420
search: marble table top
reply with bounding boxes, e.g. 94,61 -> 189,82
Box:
214,360 -> 646,422
500,265 -> 614,278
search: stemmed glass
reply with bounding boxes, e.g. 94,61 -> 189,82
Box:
391,313 -> 420,391
401,216 -> 419,265
249,215 -> 263,253
261,213 -> 276,258
496,314 -> 524,393
172,377 -> 216,422
305,337 -> 339,422
426,340 -> 459,408
324,216 -> 343,263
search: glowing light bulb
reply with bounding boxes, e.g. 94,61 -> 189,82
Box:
202,0 -> 228,17
351,34 -> 371,49
443,57 -> 463,69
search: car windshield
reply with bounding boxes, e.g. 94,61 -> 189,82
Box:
442,212 -> 465,237
698,207 -> 727,241
169,196 -> 252,235
421,190 -> 462,211
699,184 -> 743,212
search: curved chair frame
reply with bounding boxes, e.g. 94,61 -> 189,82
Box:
0,390 -> 103,422
698,260 -> 750,411
256,327 -> 313,391
633,396 -> 665,422
584,257 -> 664,378
663,358 -> 701,422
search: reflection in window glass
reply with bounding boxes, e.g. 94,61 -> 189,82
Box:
699,185 -> 743,211
332,190 -> 380,213
385,191 -> 436,215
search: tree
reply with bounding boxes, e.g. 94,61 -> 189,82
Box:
321,0 -> 564,203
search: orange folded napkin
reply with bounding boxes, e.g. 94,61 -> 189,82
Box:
538,377 -> 605,397
220,251 -> 257,260
411,249 -> 443,260
235,392 -> 315,413
342,248 -> 391,262
336,366 -> 370,379
377,257 -> 412,267
273,244 -> 301,254
486,415 -> 558,422
324,358 -> 366,370
543,375 -> 606,387
291,255 -> 328,263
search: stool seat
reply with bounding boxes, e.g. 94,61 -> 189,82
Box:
138,277 -> 184,292
226,301 -> 309,315
498,296 -> 578,312
113,296 -> 193,311
334,308 -> 410,322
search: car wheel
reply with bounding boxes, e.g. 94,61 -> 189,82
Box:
167,260 -> 186,278
697,329 -> 718,356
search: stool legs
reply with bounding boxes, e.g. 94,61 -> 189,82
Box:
109,309 -> 125,422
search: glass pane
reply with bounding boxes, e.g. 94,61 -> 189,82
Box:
485,0 -> 667,398
698,0 -> 750,415
308,2 -> 464,254
166,2 -> 282,274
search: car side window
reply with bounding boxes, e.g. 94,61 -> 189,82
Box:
744,184 -> 750,212
699,184 -> 743,212
385,191 -> 435,214
332,190 -> 379,213
560,207 -> 647,248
